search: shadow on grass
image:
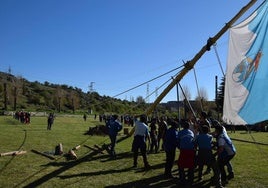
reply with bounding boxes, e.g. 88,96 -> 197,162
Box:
19,149 -> 153,187
17,149 -> 102,188
57,160 -> 214,188
17,132 -> 216,188
18,148 -> 216,188
104,174 -> 214,188
39,150 -> 134,168
58,160 -> 166,179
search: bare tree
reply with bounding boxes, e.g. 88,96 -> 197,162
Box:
194,87 -> 209,112
179,85 -> 191,101
12,76 -> 23,111
69,91 -> 79,114
179,85 -> 192,119
3,82 -> 7,110
56,86 -> 62,112
136,96 -> 146,104
195,87 -> 208,101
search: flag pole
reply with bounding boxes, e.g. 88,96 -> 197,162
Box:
145,0 -> 258,115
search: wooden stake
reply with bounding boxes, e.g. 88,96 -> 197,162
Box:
72,145 -> 81,150
68,149 -> 77,160
0,150 -> 27,157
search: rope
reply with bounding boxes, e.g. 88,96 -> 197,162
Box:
244,126 -> 268,161
144,77 -> 173,105
87,64 -> 184,115
213,43 -> 225,77
112,65 -> 184,99
178,82 -> 197,119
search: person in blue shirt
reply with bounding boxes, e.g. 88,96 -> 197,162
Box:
106,114 -> 122,159
164,120 -> 178,178
195,125 -> 214,180
195,125 -> 223,188
177,119 -> 195,185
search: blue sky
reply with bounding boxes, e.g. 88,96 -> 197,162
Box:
0,0 -> 263,103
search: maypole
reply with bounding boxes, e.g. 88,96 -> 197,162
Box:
145,0 -> 259,115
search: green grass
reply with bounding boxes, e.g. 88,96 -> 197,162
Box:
0,115 -> 267,188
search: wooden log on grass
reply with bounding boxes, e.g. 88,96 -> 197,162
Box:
0,150 -> 27,157
55,143 -> 64,155
72,145 -> 81,150
68,149 -> 77,160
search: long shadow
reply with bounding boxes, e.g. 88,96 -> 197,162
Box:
58,166 -> 135,179
105,174 -> 178,188
56,161 -> 217,188
57,161 -> 166,180
19,147 -> 215,188
19,150 -> 101,188
105,174 -> 214,188
17,134 -> 217,188
40,151 -> 134,168
19,136 -> 132,187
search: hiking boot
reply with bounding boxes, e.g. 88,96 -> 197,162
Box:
204,168 -> 211,174
144,164 -> 151,170
164,173 -> 174,179
227,172 -> 234,180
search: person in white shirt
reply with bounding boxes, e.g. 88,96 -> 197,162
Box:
215,125 -> 236,185
131,114 -> 151,170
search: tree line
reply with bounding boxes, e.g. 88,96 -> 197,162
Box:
0,71 -> 225,119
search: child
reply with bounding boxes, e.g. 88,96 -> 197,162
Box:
164,121 -> 178,178
177,120 -> 195,185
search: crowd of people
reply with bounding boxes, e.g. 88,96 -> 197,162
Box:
13,111 -> 31,124
105,112 -> 236,188
11,110 -> 236,187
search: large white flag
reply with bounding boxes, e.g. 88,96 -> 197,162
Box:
223,1 -> 268,125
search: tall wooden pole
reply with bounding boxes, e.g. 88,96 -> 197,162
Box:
146,0 -> 258,115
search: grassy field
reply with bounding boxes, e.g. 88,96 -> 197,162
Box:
0,115 -> 267,188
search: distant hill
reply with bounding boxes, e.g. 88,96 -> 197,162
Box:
0,71 -> 218,118
0,71 -> 159,115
